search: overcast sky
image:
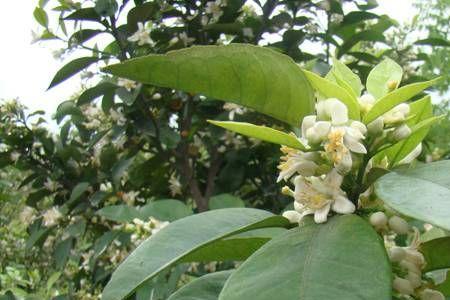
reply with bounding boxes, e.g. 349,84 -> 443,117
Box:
0,1 -> 417,124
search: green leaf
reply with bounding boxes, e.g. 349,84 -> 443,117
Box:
96,205 -> 140,223
92,231 -> 119,261
209,194 -> 245,210
34,7 -> 48,27
414,38 -> 450,47
330,57 -> 363,98
48,57 -> 100,89
65,8 -> 101,22
103,44 -> 315,126
94,0 -> 118,17
303,70 -> 360,120
69,29 -> 103,46
382,96 -> 432,166
127,2 -> 160,32
53,238 -> 73,269
208,121 -> 305,150
69,182 -> 89,203
139,199 -> 192,222
101,208 -> 289,300
420,237 -> 450,272
111,157 -> 135,186
55,101 -> 83,124
375,160 -> 450,231
219,215 -> 391,300
435,271 -> 450,296
168,271 -> 233,300
363,78 -> 440,124
77,82 -> 117,105
366,58 -> 403,99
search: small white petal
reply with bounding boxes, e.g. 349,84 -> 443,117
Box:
393,276 -> 414,295
399,143 -> 422,164
331,195 -> 355,214
294,201 -> 304,212
301,115 -> 316,137
282,210 -> 302,223
314,121 -> 332,140
314,204 -> 331,223
344,135 -> 367,154
351,121 -> 367,136
329,99 -> 349,125
335,151 -> 352,174
419,289 -> 445,300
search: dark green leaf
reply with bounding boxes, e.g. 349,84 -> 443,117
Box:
96,205 -> 140,223
54,238 -> 73,269
48,57 -> 100,89
34,7 -> 48,27
420,237 -> 450,272
139,199 -> 192,222
414,38 -> 450,47
209,194 -> 245,210
65,8 -> 101,22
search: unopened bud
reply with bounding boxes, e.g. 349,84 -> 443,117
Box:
387,80 -> 399,91
404,249 -> 425,268
282,210 -> 302,224
389,216 -> 410,235
393,276 -> 414,295
419,289 -> 445,300
369,211 -> 388,230
282,186 -> 294,197
367,117 -> 384,135
152,93 -> 162,100
392,124 -> 412,141
400,260 -> 422,275
406,271 -> 422,289
388,247 -> 406,263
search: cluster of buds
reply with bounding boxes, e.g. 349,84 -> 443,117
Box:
370,211 -> 445,300
124,217 -> 170,245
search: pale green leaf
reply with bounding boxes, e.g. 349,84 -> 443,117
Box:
303,70 -> 360,120
330,57 -> 363,98
103,44 -> 315,126
219,215 -> 391,300
366,58 -> 403,99
375,160 -> 450,231
101,208 -> 289,300
208,120 -> 305,150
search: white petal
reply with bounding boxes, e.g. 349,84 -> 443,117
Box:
399,143 -> 422,164
332,195 -> 355,214
396,103 -> 410,115
330,100 -> 349,125
282,210 -> 302,223
335,152 -> 352,174
313,121 -> 331,140
314,204 -> 331,223
344,135 -> 367,154
325,169 -> 343,188
296,161 -> 318,177
350,121 -> 367,136
294,201 -> 304,212
301,115 -> 316,137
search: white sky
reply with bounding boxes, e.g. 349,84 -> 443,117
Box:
0,0 -> 417,123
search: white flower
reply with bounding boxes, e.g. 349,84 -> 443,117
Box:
388,215 -> 410,234
118,78 -> 137,91
383,103 -> 410,124
122,191 -> 139,206
282,210 -> 302,223
316,98 -> 349,126
388,247 -> 406,263
44,178 -> 61,192
277,146 -> 318,182
169,174 -> 182,196
393,276 -> 414,295
152,93 -> 162,100
109,108 -> 127,126
205,0 -> 224,21
419,289 -> 445,300
391,124 -> 412,141
399,143 -> 422,165
100,182 -> 113,192
369,211 -> 388,230
149,217 -> 170,235
289,170 -> 355,223
358,94 -> 376,114
223,103 -> 246,120
42,207 -> 62,227
10,151 -> 20,162
330,13 -> 343,24
179,32 -> 195,46
127,22 -> 153,46
19,206 -> 35,225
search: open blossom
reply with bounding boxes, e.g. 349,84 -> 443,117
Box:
223,103 -> 246,120
118,78 -> 137,91
169,174 -> 182,196
127,22 -> 153,46
43,207 -> 63,227
283,170 -> 355,223
277,146 -> 318,182
44,178 -> 61,192
19,206 -> 35,225
205,0 -> 225,21
110,107 -> 127,126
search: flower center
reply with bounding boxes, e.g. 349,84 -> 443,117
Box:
324,128 -> 347,163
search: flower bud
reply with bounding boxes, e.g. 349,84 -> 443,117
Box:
301,115 -> 317,138
389,216 -> 410,234
152,93 -> 162,100
419,289 -> 445,300
282,210 -> 302,224
358,94 -> 375,114
387,80 -> 399,91
388,247 -> 406,263
392,124 -> 412,141
393,276 -> 414,295
404,249 -> 425,268
367,117 -> 384,135
406,271 -> 422,289
400,260 -> 422,275
306,121 -> 331,144
369,211 -> 388,230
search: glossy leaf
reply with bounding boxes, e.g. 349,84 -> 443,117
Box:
103,44 -> 315,126
69,182 -> 89,203
363,78 -> 440,124
208,121 -> 305,150
303,70 -> 360,120
168,271 -> 233,300
219,215 -> 391,300
139,199 -> 192,222
329,57 -> 363,98
77,82 -> 117,105
415,38 -> 450,47
209,194 -> 245,210
366,58 -> 403,99
96,205 -> 140,222
49,57 -> 100,89
420,237 -> 450,272
101,208 -> 289,300
375,160 -> 450,230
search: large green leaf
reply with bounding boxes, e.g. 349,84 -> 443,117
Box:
101,208 -> 289,300
303,70 -> 360,120
420,237 -> 450,272
363,78 -> 440,124
209,194 -> 245,210
219,215 -> 391,300
375,160 -> 450,231
139,199 -> 192,221
96,205 -> 140,222
49,57 -> 100,89
366,58 -> 403,99
168,271 -> 233,300
208,121 -> 305,150
103,44 -> 315,126
329,57 -> 363,98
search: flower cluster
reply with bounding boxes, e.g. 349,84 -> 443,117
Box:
124,217 -> 170,245
370,212 -> 445,300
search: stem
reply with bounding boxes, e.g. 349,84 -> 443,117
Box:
349,154 -> 371,204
